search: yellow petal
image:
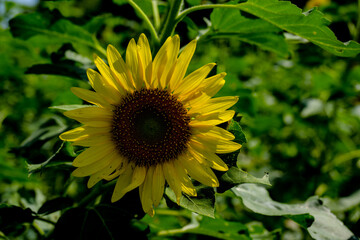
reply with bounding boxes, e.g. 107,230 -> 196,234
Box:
126,38 -> 142,89
153,35 -> 180,88
111,164 -> 134,202
201,73 -> 226,97
137,34 -> 153,87
169,40 -> 197,90
180,152 -> 219,187
190,110 -> 235,127
71,87 -> 112,109
72,134 -> 111,147
87,154 -> 124,188
107,44 -> 134,92
139,166 -> 155,216
163,161 -> 182,204
188,96 -> 238,115
94,55 -> 125,95
81,120 -> 112,128
86,69 -> 122,105
60,127 -> 87,141
103,156 -> 128,181
191,135 -> 242,154
111,165 -> 146,202
192,125 -> 235,140
173,63 -> 215,96
152,164 -> 165,207
173,160 -> 197,197
189,143 -> 228,171
72,150 -> 116,177
63,106 -> 113,123
136,51 -> 146,87
73,142 -> 115,167
185,93 -> 211,111
60,126 -> 110,142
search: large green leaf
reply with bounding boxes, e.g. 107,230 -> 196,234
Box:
149,213 -> 251,239
0,204 -> 35,237
210,7 -> 289,57
237,0 -> 360,57
232,184 -> 356,240
26,63 -> 87,80
227,119 -> 247,145
9,12 -> 105,56
218,167 -> 271,193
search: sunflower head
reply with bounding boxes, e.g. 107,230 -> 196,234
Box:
60,34 -> 241,216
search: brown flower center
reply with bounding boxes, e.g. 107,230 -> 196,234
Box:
111,89 -> 191,167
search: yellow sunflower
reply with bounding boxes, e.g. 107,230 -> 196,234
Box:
60,34 -> 241,216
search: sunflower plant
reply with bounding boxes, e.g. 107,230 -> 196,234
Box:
1,0 -> 360,239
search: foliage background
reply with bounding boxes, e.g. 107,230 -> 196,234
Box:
0,0 -> 360,239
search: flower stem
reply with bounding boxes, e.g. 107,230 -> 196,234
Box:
152,0 -> 161,30
356,0 -> 360,41
176,4 -> 239,27
128,0 -> 159,43
159,0 -> 183,45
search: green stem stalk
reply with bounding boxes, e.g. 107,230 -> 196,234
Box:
152,0 -> 161,30
356,0 -> 360,41
176,4 -> 240,27
128,0 -> 159,43
159,0 -> 183,45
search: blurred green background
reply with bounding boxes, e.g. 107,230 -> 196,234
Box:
1,0 -> 360,239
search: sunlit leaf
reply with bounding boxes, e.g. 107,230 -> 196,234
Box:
26,63 -> 88,80
227,119 -> 247,144
151,213 -> 251,239
9,11 -> 105,57
210,7 -> 289,57
324,189 -> 360,213
237,0 -> 360,57
233,184 -> 356,240
218,167 -> 271,193
185,215 -> 250,240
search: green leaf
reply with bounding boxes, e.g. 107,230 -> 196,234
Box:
38,197 -> 74,215
145,210 -> 251,239
323,188 -> 360,213
218,167 -> 271,193
237,0 -> 360,57
210,7 -> 289,57
186,216 -> 250,240
227,119 -> 247,144
27,141 -> 67,175
0,204 -> 35,236
26,63 -> 88,80
232,184 -> 356,240
286,214 -> 315,229
165,183 -> 215,218
9,12 -> 105,57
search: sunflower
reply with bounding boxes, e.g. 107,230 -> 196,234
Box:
60,34 -> 242,216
